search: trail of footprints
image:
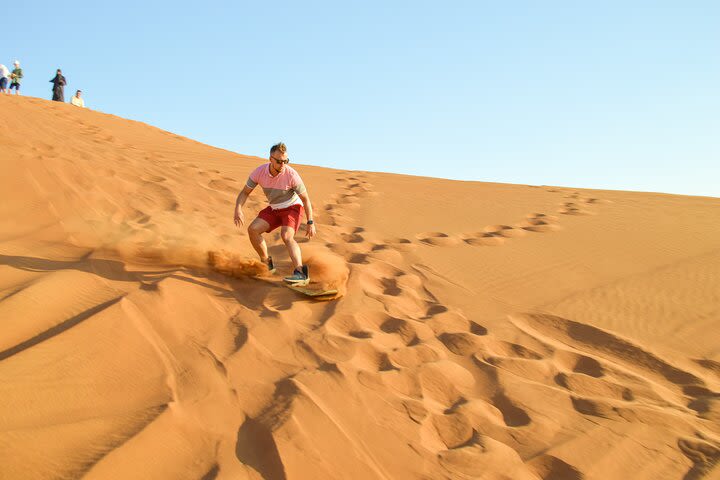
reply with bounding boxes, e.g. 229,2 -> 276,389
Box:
298,271 -> 720,478
302,173 -> 576,474
417,212 -> 560,247
288,175 -> 718,478
322,174 -> 377,227
556,189 -> 612,215
415,188 -> 610,248
304,263 -> 549,458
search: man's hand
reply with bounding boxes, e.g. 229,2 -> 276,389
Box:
234,207 -> 244,227
306,223 -> 316,238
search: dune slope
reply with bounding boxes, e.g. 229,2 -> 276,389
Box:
1,95 -> 719,480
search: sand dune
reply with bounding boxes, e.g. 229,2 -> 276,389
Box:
1,94 -> 719,479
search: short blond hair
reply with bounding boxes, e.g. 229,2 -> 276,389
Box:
270,143 -> 287,156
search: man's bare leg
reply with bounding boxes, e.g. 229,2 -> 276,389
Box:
247,218 -> 271,261
280,226 -> 302,270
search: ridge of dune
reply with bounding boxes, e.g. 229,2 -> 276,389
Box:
1,95 -> 719,480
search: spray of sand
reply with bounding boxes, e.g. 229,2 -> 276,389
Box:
207,245 -> 349,295
63,216 -> 349,293
301,245 -> 350,295
206,250 -> 267,277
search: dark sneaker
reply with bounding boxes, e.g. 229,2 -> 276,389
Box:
265,256 -> 276,274
283,265 -> 309,286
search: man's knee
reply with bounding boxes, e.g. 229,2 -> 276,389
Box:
281,230 -> 295,244
248,223 -> 264,237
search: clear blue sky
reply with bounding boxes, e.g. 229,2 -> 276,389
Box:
5,1 -> 719,197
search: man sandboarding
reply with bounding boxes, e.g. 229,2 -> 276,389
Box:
234,143 -> 316,286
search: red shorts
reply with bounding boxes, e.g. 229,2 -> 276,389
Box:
257,204 -> 304,232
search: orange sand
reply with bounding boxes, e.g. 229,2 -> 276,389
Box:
0,95 -> 719,479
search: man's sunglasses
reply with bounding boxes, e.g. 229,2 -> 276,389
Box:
271,156 -> 290,164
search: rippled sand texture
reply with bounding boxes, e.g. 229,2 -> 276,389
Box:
1,95 -> 719,480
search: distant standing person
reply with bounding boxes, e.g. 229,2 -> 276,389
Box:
70,90 -> 85,107
50,69 -> 67,102
233,142 -> 316,285
0,64 -> 9,94
9,61 -> 22,95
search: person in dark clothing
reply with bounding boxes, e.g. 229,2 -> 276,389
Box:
50,69 -> 67,102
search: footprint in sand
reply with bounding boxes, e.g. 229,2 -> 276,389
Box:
554,351 -> 605,377
518,213 -> 562,232
557,190 -> 611,215
483,224 -> 528,238
334,226 -> 365,241
325,313 -> 374,340
438,333 -> 486,356
384,237 -> 412,245
424,309 -> 490,358
464,357 -> 533,427
347,252 -> 370,264
558,201 -> 594,215
529,455 -> 584,480
380,237 -> 417,252
360,243 -> 405,265
379,317 -> 426,345
459,232 -> 505,246
417,232 -> 461,247
340,230 -> 364,243
335,193 -> 359,204
540,187 -> 611,217
379,277 -> 403,296
431,411 -> 475,449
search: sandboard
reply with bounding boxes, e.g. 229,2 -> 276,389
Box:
285,282 -> 338,299
251,275 -> 339,300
